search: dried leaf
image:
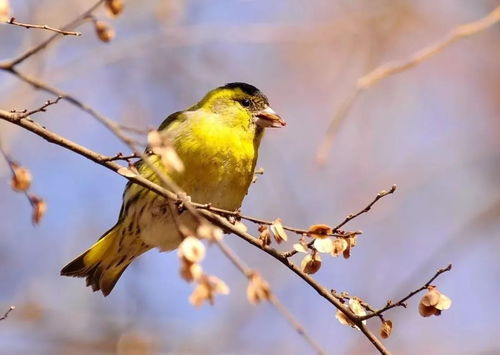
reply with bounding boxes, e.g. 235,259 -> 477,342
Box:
418,287 -> 450,317
293,242 -> 308,253
209,276 -> 230,295
189,280 -> 211,307
380,320 -> 393,339
343,235 -> 358,259
313,237 -> 334,253
331,238 -> 348,257
189,275 -> 229,307
0,0 -> 11,22
105,0 -> 124,17
418,302 -> 439,317
270,218 -> 288,243
246,273 -> 272,305
10,162 -> 32,191
349,235 -> 358,247
94,20 -> 115,43
179,259 -> 202,282
31,196 -> 46,224
117,167 -> 137,178
336,300 -> 366,329
343,242 -> 351,259
178,236 -> 205,263
258,225 -> 271,246
335,309 -> 354,327
420,287 -> 441,307
307,224 -> 333,239
348,298 -> 367,319
435,293 -> 452,310
301,253 -> 321,274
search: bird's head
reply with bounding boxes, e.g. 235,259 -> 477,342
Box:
196,82 -> 286,130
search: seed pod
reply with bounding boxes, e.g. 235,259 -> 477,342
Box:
105,0 -> 124,17
94,20 -> 115,43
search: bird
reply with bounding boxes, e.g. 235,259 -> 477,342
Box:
61,82 -> 286,296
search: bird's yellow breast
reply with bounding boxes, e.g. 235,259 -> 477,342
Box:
169,111 -> 262,210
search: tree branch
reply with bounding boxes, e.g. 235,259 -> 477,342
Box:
0,0 -> 105,68
315,6 -> 500,165
6,17 -> 82,36
0,306 -> 15,321
282,184 -> 396,259
359,264 -> 452,321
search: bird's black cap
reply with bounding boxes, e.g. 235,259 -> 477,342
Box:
223,82 -> 262,96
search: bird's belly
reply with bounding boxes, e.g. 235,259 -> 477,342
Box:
176,154 -> 255,210
130,196 -> 197,251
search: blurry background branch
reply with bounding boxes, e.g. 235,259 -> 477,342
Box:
5,17 -> 82,36
316,6 -> 500,165
358,264 -> 452,321
0,306 -> 15,321
0,0 -> 105,67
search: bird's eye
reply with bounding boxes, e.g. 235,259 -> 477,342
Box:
240,99 -> 251,107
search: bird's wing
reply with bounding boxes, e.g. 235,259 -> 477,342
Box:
158,110 -> 187,131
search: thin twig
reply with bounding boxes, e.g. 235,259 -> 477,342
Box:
0,306 -> 15,321
315,6 -> 500,165
101,152 -> 140,162
359,264 -> 452,321
1,0 -> 105,68
333,184 -> 397,232
202,205 -> 361,239
215,239 -> 327,355
22,96 -> 63,117
6,18 -> 82,36
282,184 -> 396,259
115,123 -> 150,135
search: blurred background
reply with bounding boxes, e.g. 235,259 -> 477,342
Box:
0,0 -> 499,354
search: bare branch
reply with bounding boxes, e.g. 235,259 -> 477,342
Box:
333,184 -> 397,232
22,96 -> 63,118
282,184 -> 396,259
1,0 -> 105,68
359,264 -> 452,321
214,239 -> 326,355
316,6 -> 500,165
101,152 -> 140,162
0,306 -> 15,321
6,17 -> 82,36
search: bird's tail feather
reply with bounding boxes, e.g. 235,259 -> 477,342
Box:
61,225 -> 133,296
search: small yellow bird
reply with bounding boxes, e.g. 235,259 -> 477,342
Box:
61,83 -> 285,296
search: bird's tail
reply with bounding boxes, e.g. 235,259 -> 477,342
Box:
61,225 -> 147,296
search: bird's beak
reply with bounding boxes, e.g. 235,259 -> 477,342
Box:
255,106 -> 286,128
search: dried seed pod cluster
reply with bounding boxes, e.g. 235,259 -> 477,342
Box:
3,154 -> 46,224
93,0 -> 125,43
335,298 -> 367,329
178,236 -> 230,307
246,272 -> 272,305
290,224 -> 359,274
418,286 -> 452,317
